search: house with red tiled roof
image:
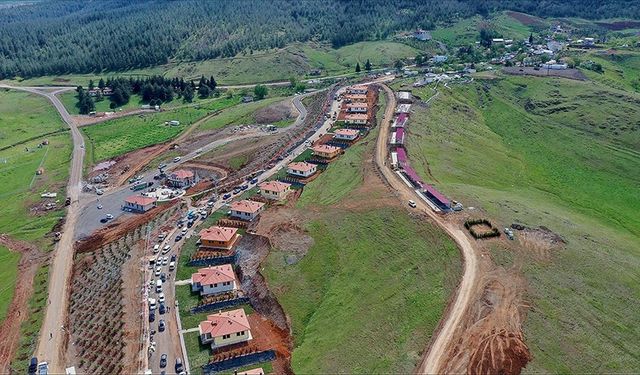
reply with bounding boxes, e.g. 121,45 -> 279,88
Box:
287,162 -> 317,178
230,200 -> 265,221
334,128 -> 360,141
345,103 -> 368,113
346,85 -> 368,95
344,113 -> 368,126
312,144 -> 342,159
199,226 -> 240,250
199,308 -> 252,349
123,195 -> 157,213
259,181 -> 291,201
344,94 -> 368,103
191,264 -> 238,296
167,169 -> 196,188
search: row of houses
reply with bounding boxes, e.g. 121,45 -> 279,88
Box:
388,91 -> 452,212
340,85 -> 377,128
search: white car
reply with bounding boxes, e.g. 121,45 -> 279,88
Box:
173,157 -> 181,163
158,293 -> 165,303
97,204 -> 103,209
153,244 -> 160,253
155,267 -> 162,277
105,213 -> 114,220
408,200 -> 417,208
162,257 -> 168,266
162,245 -> 171,254
169,261 -> 175,271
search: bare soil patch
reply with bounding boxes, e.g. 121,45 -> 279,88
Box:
0,236 -> 48,372
254,101 -> 294,124
518,226 -> 566,262
505,11 -> 545,26
254,206 -> 314,265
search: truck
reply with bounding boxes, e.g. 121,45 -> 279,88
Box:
131,181 -> 152,191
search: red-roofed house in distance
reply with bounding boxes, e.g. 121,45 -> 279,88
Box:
199,226 -> 240,250
199,308 -> 252,349
344,113 -> 368,127
230,200 -> 265,221
123,195 -> 157,213
345,103 -> 368,114
259,181 -> 291,201
167,169 -> 196,188
191,264 -> 238,296
287,162 -> 317,178
334,128 -> 360,142
346,85 -> 368,95
343,94 -> 367,103
312,144 -> 342,160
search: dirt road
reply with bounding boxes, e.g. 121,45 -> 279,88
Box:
373,84 -> 480,374
0,84 -> 85,372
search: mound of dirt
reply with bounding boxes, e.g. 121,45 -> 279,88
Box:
519,226 -> 565,261
254,101 -> 294,124
254,208 -> 314,264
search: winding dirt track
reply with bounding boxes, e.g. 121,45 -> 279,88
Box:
373,84 -> 480,374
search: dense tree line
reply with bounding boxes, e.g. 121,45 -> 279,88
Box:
0,0 -> 638,78
76,75 -> 218,110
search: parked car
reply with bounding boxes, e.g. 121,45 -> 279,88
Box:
169,261 -> 175,271
223,193 -> 232,200
173,157 -> 181,163
37,361 -> 48,375
408,200 -> 417,208
160,273 -> 167,282
160,354 -> 167,368
97,204 -> 103,209
170,254 -> 177,262
162,256 -> 168,266
149,312 -> 155,323
100,218 -> 108,223
155,267 -> 162,277
158,319 -> 166,332
175,235 -> 182,242
159,303 -> 166,314
162,245 -> 171,254
175,358 -> 184,373
158,293 -> 165,303
105,213 -> 114,220
28,357 -> 38,375
233,187 -> 241,194
153,244 -> 160,253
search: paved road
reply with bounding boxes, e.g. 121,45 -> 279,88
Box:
0,84 -> 85,373
372,84 -> 480,375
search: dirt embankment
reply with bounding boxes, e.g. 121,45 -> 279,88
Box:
234,234 -> 294,374
0,236 -> 49,372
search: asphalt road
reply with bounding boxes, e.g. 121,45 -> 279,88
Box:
372,84 -> 480,375
0,84 -> 86,373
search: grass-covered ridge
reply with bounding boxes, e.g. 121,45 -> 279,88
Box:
406,75 -> 640,373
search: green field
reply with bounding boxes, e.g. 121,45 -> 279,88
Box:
0,246 -> 20,321
195,96 -> 286,132
263,124 -> 461,373
406,75 -> 640,372
81,96 -> 242,163
0,89 -> 67,148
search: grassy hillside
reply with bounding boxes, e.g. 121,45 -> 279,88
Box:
406,75 -> 640,372
3,41 -> 420,87
264,124 -> 461,373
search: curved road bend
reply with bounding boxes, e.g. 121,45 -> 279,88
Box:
0,84 -> 84,372
373,84 -> 480,375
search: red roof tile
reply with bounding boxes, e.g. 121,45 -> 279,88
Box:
199,308 -> 250,337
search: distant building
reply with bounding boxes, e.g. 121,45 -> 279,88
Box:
346,85 -> 368,95
492,38 -> 505,44
199,226 -> 240,250
287,162 -> 317,178
414,29 -> 432,41
333,128 -> 360,141
312,144 -> 342,159
199,308 -> 252,349
396,104 -> 412,114
191,264 -> 238,296
230,200 -> 265,221
167,169 -> 196,188
123,195 -> 157,213
344,113 -> 368,126
345,103 -> 368,113
343,94 -> 367,103
397,91 -> 413,104
259,181 -> 292,201
433,55 -> 448,63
